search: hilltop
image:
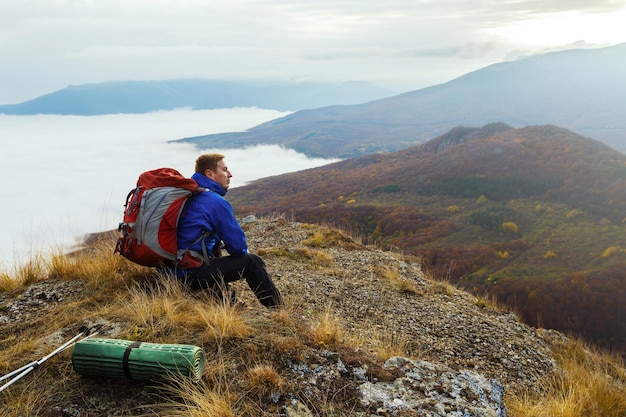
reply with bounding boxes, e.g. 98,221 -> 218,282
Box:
227,124 -> 626,355
4,217 -> 624,416
178,43 -> 626,156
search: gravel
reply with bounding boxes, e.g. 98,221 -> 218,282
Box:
240,217 -> 558,395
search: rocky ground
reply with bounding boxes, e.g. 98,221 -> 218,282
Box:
240,217 -> 559,391
0,216 -> 566,416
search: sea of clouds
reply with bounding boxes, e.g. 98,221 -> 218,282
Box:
0,108 -> 339,272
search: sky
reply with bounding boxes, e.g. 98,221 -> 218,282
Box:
2,0 -> 626,104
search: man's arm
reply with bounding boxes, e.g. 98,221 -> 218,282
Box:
208,197 -> 248,256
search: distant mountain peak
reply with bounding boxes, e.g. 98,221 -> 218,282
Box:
425,122 -> 514,153
0,79 -> 397,115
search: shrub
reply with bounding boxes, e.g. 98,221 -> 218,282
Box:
544,250 -> 557,259
600,246 -> 624,258
567,208 -> 583,219
468,205 -> 518,231
502,222 -> 519,234
495,251 -> 510,259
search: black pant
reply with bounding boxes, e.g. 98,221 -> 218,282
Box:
183,253 -> 282,308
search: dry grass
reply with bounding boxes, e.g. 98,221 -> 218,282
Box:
48,233 -> 151,290
0,339 -> 83,417
0,389 -> 49,417
189,302 -> 251,343
375,265 -> 422,295
373,332 -> 410,360
474,291 -> 524,321
244,363 -> 285,400
301,225 -> 363,250
432,278 -> 457,297
0,339 -> 38,378
115,276 -> 252,345
159,373 -> 237,417
0,253 -> 48,291
0,272 -> 18,292
118,278 -> 189,341
509,337 -> 626,417
309,306 -> 344,347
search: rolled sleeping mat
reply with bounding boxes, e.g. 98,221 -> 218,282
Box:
71,338 -> 205,382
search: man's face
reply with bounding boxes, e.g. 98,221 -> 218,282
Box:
205,159 -> 232,190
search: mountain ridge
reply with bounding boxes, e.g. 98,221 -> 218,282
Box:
178,43 -> 626,156
0,79 -> 396,115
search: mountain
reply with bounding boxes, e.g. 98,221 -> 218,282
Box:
227,124 -> 626,354
0,79 -> 396,115
178,43 -> 626,156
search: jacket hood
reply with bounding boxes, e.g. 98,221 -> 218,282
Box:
191,172 -> 227,196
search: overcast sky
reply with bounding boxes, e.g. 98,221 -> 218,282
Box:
2,0 -> 626,104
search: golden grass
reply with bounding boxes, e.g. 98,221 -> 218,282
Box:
0,389 -> 49,417
508,337 -> 626,417
301,224 -> 363,249
309,306 -> 344,347
301,230 -> 326,247
375,265 -> 422,295
115,276 -> 251,345
0,341 -> 80,417
159,374 -> 237,417
432,279 -> 457,297
474,292 -> 524,320
373,332 -> 410,360
244,363 -> 285,400
269,304 -> 296,328
0,253 -> 48,291
48,233 -> 151,290
118,280 -> 187,341
189,302 -> 250,343
0,338 -> 38,376
0,272 -> 18,292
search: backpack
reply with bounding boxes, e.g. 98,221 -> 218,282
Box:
114,167 -> 209,268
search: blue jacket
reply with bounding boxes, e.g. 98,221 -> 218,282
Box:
176,172 -> 248,272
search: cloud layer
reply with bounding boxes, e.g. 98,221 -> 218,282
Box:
0,108 -> 338,271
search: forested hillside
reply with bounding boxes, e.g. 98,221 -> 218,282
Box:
228,124 -> 626,355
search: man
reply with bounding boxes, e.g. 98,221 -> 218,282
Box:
174,153 -> 283,308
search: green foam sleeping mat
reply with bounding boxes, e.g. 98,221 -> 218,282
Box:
71,338 -> 205,382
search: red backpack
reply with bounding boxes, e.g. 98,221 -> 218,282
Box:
114,168 -> 206,268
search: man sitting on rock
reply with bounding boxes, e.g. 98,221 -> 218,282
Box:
172,153 -> 283,308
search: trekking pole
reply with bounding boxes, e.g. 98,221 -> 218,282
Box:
0,331 -> 84,383
0,326 -> 96,393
